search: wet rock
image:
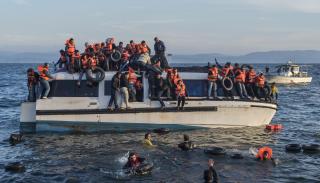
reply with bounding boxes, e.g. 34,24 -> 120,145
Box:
5,162 -> 25,173
9,133 -> 23,145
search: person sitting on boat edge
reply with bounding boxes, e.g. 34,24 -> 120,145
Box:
38,63 -> 54,99
270,82 -> 278,101
203,159 -> 219,183
107,72 -> 121,111
123,152 -> 145,169
178,134 -> 195,151
176,79 -> 186,110
143,133 -> 156,147
54,49 -> 67,71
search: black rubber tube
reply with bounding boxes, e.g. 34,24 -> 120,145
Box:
302,144 -> 320,153
285,144 -> 302,152
87,67 -> 105,82
111,50 -> 121,62
222,77 -> 233,91
204,147 -> 226,155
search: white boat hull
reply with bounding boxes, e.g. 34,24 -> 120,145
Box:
21,100 -> 277,133
266,75 -> 312,84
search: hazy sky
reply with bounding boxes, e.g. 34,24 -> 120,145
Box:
1,0 -> 320,54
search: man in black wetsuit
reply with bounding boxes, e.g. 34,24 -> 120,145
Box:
203,159 -> 219,183
178,134 -> 195,151
154,37 -> 169,68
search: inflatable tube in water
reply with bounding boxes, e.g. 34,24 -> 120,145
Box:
302,144 -> 320,153
266,124 -> 283,131
111,50 -> 122,62
134,163 -> 153,175
230,153 -> 244,159
204,147 -> 226,155
222,77 -> 233,91
153,128 -> 170,134
285,144 -> 301,153
89,67 -> 105,82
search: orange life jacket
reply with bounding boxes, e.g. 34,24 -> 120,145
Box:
208,67 -> 218,81
138,44 -> 149,54
220,67 -> 230,77
256,75 -> 265,88
173,75 -> 181,85
37,65 -> 49,80
129,43 -> 137,54
176,83 -> 186,96
235,69 -> 246,83
246,69 -> 256,83
65,39 -> 75,55
256,146 -> 273,160
128,68 -> 138,83
122,51 -> 130,60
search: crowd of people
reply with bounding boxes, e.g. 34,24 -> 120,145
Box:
26,37 -> 278,107
208,61 -> 278,101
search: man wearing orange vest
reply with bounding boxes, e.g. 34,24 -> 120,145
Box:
65,38 -> 76,71
38,63 -> 54,99
255,72 -> 267,100
234,65 -> 249,99
245,65 -> 257,98
207,65 -> 219,99
176,80 -> 186,110
128,67 -> 140,102
219,63 -> 234,99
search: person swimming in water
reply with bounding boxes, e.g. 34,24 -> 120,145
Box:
143,133 -> 156,147
203,159 -> 219,183
123,152 -> 145,169
178,134 -> 195,151
252,146 -> 278,166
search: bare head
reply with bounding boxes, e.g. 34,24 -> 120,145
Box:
208,159 -> 214,167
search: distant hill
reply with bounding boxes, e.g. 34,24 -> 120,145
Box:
0,50 -> 320,63
171,50 -> 320,63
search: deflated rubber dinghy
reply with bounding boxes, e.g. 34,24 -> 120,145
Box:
204,147 -> 226,155
285,144 -> 301,153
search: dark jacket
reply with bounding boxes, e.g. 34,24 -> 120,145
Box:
120,74 -> 129,88
203,167 -> 219,183
178,141 -> 194,151
154,40 -> 166,55
111,75 -> 120,90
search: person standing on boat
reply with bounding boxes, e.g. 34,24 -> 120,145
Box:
234,66 -> 249,99
245,65 -> 257,99
65,38 -> 76,71
155,74 -> 170,109
154,37 -> 169,69
203,159 -> 219,183
38,63 -> 54,99
176,79 -> 186,110
255,73 -> 267,100
120,72 -> 130,109
54,50 -> 67,71
107,72 -> 121,110
27,68 -> 39,102
128,67 -> 140,102
207,65 -> 218,100
219,63 -> 234,99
